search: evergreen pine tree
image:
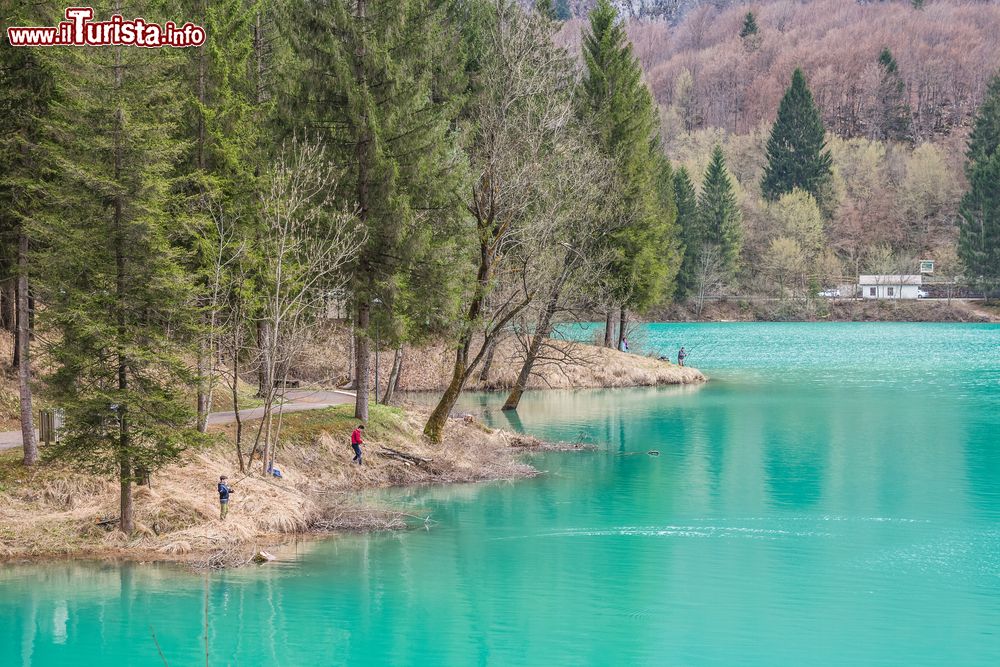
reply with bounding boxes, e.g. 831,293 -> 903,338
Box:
740,12 -> 759,39
874,48 -> 913,143
645,152 -> 682,303
0,1 -> 55,466
698,145 -> 743,276
911,0 -> 925,10
966,75 -> 1000,171
288,0 -> 467,421
579,0 -> 680,341
180,0 -> 263,432
761,69 -> 833,214
959,75 -> 1000,284
536,0 -> 557,20
673,166 -> 702,297
554,0 -> 571,20
34,3 -> 200,534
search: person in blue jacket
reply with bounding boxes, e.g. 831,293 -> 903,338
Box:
218,475 -> 233,520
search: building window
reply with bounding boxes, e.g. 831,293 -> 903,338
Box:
887,287 -> 895,297
869,287 -> 876,297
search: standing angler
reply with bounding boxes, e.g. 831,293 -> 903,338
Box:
218,475 -> 233,520
351,424 -> 365,465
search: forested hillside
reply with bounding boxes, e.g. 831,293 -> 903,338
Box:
555,0 -> 1000,297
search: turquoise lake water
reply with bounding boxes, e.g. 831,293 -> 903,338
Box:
3,323 -> 999,665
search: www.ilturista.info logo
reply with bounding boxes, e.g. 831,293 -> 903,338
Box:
6,7 -> 206,48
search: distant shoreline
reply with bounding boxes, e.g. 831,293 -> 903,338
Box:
652,299 -> 999,323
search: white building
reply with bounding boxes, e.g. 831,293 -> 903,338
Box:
858,275 -> 922,300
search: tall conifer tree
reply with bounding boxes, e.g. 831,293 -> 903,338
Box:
0,1 -> 55,466
34,1 -> 199,534
536,0 -> 557,20
579,0 -> 678,345
288,0 -> 467,420
698,145 -> 742,276
959,75 -> 1000,284
874,48 -> 913,143
761,69 -> 833,213
740,12 -> 759,39
180,0 -> 263,431
673,166 -> 701,297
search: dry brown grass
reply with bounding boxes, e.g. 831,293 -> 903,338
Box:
0,404 -> 549,567
294,323 -> 705,393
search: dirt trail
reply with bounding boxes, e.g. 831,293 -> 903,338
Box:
0,388 -> 356,452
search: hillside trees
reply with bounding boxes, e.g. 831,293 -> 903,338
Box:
579,0 -> 680,348
289,0 -> 467,422
872,48 -> 913,143
698,145 -> 742,277
673,166 -> 701,297
761,69 -> 834,214
959,75 -> 1000,286
632,0 -> 1000,140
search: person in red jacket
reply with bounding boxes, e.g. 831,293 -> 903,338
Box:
350,424 -> 365,465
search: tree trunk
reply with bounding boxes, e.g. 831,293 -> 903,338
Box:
196,329 -> 211,433
113,33 -> 133,535
423,355 -> 466,443
12,282 -> 20,369
17,231 -> 37,466
502,286 -> 560,412
0,278 -> 14,333
195,9 -> 209,433
232,352 -> 245,473
256,320 -> 272,397
603,309 -> 614,348
119,467 -> 133,534
382,345 -> 403,405
347,321 -> 356,388
354,300 -> 370,421
392,349 -> 404,393
617,307 -> 627,350
478,337 -> 497,383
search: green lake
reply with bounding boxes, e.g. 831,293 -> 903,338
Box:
3,323 -> 999,665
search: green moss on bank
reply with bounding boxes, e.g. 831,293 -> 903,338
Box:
277,403 -> 407,445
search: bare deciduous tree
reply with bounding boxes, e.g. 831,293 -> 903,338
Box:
249,137 -> 365,473
501,135 -> 614,411
423,0 -> 579,442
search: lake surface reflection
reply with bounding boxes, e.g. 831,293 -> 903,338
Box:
3,323 -> 999,666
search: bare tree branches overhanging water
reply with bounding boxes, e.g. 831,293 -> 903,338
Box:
423,0 -> 596,442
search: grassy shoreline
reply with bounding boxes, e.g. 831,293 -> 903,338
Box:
1,339 -> 703,567
0,403 -> 586,568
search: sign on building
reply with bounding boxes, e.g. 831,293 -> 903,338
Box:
919,260 -> 934,274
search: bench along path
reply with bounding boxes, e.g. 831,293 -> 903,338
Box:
0,388 -> 356,452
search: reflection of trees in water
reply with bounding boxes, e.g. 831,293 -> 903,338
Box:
763,406 -> 829,509
765,439 -> 825,509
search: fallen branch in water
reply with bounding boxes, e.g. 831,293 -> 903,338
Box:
150,625 -> 169,666
315,505 -> 434,531
377,446 -> 433,465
